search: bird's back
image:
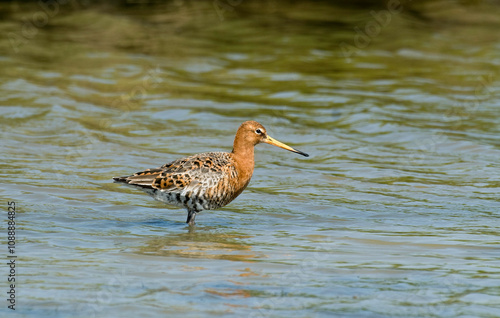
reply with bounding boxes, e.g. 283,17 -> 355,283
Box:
113,152 -> 240,211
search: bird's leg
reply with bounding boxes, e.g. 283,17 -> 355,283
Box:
186,209 -> 197,226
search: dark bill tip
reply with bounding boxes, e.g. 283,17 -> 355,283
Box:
295,149 -> 309,157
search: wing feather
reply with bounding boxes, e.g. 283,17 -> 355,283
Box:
113,152 -> 235,195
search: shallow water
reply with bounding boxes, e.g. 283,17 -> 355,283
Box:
1,1 -> 500,317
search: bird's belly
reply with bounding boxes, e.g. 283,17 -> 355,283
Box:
148,188 -> 233,212
149,190 -> 186,208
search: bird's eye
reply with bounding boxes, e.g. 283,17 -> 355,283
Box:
255,128 -> 263,135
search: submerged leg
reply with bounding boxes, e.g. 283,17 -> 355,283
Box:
186,209 -> 197,226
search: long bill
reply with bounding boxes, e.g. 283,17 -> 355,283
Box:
263,135 -> 309,157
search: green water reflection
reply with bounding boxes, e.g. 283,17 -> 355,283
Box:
1,0 -> 500,317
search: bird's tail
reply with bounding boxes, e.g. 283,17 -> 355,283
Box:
113,168 -> 162,188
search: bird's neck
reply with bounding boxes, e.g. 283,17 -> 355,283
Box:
231,139 -> 255,183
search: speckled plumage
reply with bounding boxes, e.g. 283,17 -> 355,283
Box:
114,152 -> 240,211
113,121 -> 309,225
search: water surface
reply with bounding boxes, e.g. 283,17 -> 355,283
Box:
1,1 -> 500,317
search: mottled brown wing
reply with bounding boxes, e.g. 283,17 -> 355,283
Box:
113,152 -> 235,195
151,152 -> 235,194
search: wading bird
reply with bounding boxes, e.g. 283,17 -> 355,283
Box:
113,121 -> 308,225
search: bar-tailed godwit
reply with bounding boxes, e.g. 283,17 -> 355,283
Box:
113,121 -> 308,225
